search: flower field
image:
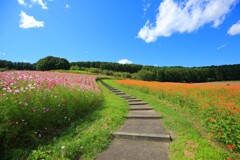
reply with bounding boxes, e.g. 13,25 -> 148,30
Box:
117,80 -> 240,152
0,71 -> 102,152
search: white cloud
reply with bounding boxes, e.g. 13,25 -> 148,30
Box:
18,0 -> 27,6
0,52 -> 6,56
19,11 -> 44,29
228,20 -> 240,36
66,3 -> 70,9
22,59 -> 30,62
217,43 -> 228,50
118,59 -> 133,64
138,0 -> 238,43
31,0 -> 48,10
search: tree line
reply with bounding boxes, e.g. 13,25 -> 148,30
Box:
70,61 -> 142,73
71,61 -> 240,82
0,60 -> 35,70
134,65 -> 240,82
1,56 -> 240,82
0,56 -> 70,71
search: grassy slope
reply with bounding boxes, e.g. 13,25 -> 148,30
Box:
23,81 -> 128,160
51,70 -> 94,75
104,79 -> 239,160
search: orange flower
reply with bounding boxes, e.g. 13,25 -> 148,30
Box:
227,144 -> 231,148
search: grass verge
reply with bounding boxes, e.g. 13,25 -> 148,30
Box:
9,80 -> 128,160
104,79 -> 239,160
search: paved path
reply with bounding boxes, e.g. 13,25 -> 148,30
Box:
97,81 -> 171,160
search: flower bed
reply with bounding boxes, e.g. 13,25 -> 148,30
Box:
0,71 -> 102,149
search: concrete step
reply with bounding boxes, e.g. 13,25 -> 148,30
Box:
129,102 -> 148,105
129,107 -> 153,110
111,90 -> 122,93
119,95 -> 133,99
96,139 -> 169,160
113,132 -> 171,142
129,104 -> 152,107
117,119 -> 168,135
115,92 -> 126,95
125,115 -> 162,119
129,110 -> 158,116
109,88 -> 118,91
127,99 -> 142,102
124,97 -> 137,100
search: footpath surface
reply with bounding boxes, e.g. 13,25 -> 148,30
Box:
96,81 -> 171,160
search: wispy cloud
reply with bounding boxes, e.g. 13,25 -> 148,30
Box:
19,11 -> 44,29
143,3 -> 151,16
138,0 -> 239,43
118,59 -> 133,64
22,59 -> 30,63
0,52 -> 6,56
18,0 -> 48,10
31,0 -> 48,10
228,20 -> 240,36
65,3 -> 70,9
18,0 -> 27,6
217,43 -> 228,50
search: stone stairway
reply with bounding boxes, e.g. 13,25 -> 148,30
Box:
97,80 -> 171,160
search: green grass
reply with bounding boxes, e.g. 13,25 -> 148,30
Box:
51,70 -> 94,75
104,79 -> 239,160
0,68 -> 8,72
17,80 -> 129,160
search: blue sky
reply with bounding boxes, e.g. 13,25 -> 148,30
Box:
0,0 -> 240,67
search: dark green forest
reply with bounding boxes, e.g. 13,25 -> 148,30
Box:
1,57 -> 240,83
70,61 -> 240,82
0,60 -> 35,70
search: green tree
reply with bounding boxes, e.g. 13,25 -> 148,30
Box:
36,56 -> 70,71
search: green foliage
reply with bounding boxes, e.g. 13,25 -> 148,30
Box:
82,67 -> 133,79
0,68 -> 8,72
70,65 -> 80,70
134,68 -> 155,81
85,68 -> 102,74
52,69 -> 93,75
36,56 -> 70,71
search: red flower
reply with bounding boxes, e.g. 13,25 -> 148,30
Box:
227,144 -> 231,148
227,157 -> 231,160
231,145 -> 235,149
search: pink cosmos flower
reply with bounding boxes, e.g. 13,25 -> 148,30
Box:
31,109 -> 37,113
